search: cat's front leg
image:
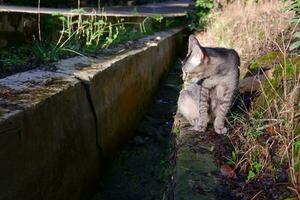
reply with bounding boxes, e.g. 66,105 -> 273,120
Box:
191,86 -> 210,132
213,86 -> 233,134
189,116 -> 209,132
214,116 -> 228,134
214,101 -> 230,134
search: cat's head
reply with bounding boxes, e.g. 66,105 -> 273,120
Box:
182,35 -> 209,80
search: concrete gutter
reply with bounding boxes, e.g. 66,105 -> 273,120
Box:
0,27 -> 186,200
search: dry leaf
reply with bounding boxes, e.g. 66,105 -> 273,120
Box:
220,164 -> 237,179
0,89 -> 13,98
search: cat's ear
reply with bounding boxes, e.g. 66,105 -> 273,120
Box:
188,35 -> 200,54
188,35 -> 207,63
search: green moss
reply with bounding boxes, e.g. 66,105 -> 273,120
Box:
255,55 -> 300,112
249,51 -> 280,72
265,57 -> 299,92
175,148 -> 218,200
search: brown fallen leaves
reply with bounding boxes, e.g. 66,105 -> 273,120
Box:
221,164 -> 237,179
0,89 -> 14,98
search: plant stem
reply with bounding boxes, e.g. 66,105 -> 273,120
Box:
38,0 -> 41,41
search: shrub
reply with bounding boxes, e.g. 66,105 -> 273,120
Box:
189,0 -> 213,30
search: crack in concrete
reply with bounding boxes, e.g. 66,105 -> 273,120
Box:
78,78 -> 103,153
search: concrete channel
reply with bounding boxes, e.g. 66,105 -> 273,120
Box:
0,27 -> 187,200
92,60 -> 183,200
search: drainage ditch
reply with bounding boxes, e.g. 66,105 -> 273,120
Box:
91,60 -> 183,200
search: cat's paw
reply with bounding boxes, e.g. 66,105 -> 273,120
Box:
190,118 -> 208,132
188,125 -> 207,132
214,126 -> 228,134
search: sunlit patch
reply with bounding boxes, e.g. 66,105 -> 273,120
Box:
189,56 -> 201,66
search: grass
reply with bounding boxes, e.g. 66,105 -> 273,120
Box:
196,0 -> 300,198
0,43 -> 75,78
0,13 -> 185,78
228,52 -> 299,194
197,0 -> 292,77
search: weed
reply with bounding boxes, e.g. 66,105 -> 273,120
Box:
112,29 -> 153,45
247,161 -> 262,180
171,127 -> 180,135
196,0 -> 299,197
0,47 -> 31,77
226,151 -> 238,166
55,11 -> 155,50
32,43 -> 63,63
152,15 -> 164,24
0,49 -> 28,67
229,48 -> 300,195
189,0 -> 213,31
288,0 -> 300,51
0,9 -> 163,78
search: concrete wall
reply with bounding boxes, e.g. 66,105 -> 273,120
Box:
89,33 -> 180,156
0,12 -> 38,47
0,80 -> 101,200
0,28 -> 185,200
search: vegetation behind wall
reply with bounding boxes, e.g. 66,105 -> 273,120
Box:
188,0 -> 213,30
2,0 -> 165,7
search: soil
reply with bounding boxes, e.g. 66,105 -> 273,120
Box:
206,130 -> 292,200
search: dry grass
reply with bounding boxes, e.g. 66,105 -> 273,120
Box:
196,0 -> 293,76
228,52 -> 300,196
196,0 -> 300,197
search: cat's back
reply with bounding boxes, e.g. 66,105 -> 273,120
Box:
205,47 -> 240,68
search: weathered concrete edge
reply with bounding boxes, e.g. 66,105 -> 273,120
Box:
172,116 -> 219,199
0,27 -> 186,200
87,28 -> 185,156
0,7 -> 189,17
0,79 -> 102,200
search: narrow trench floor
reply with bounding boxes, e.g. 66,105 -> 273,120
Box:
91,61 -> 183,200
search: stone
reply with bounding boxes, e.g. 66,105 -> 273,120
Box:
238,74 -> 266,93
0,69 -> 65,91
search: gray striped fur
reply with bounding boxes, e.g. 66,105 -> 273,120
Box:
178,35 -> 240,134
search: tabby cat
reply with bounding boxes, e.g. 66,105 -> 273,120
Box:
178,35 -> 240,134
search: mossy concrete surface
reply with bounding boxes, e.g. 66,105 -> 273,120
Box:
173,118 -> 219,200
0,27 -> 186,200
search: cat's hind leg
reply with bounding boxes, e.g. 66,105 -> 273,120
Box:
178,90 -> 199,121
212,85 -> 233,134
178,87 -> 209,132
